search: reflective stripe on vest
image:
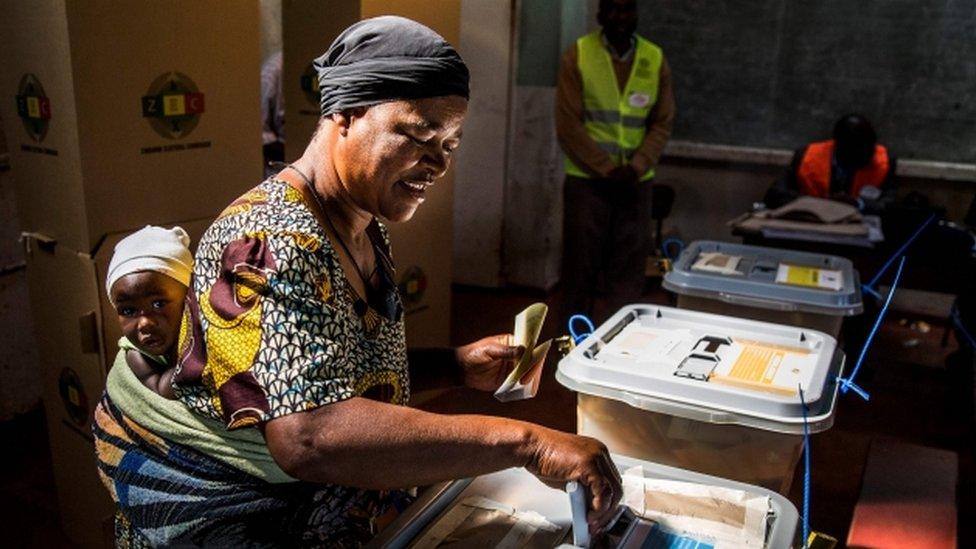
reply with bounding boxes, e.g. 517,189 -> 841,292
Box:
797,140 -> 890,199
565,31 -> 663,181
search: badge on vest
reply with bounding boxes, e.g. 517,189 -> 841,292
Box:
628,92 -> 651,108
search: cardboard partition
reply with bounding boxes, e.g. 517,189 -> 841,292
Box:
282,0 -> 361,162
24,235 -> 116,549
0,0 -> 262,252
0,0 -> 88,248
22,218 -> 212,549
283,0 -> 458,347
361,0 -> 460,348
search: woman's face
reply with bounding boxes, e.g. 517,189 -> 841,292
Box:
334,95 -> 467,223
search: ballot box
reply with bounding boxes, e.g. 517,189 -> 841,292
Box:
557,305 -> 844,494
369,454 -> 799,548
663,241 -> 863,338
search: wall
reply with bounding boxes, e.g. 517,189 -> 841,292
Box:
638,0 -> 976,164
451,0 -> 513,288
500,0 -> 595,289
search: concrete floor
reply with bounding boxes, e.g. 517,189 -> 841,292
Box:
2,282 -> 972,547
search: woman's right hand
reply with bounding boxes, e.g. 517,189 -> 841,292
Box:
523,426 -> 623,535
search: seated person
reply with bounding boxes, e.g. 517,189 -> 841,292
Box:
765,114 -> 897,211
105,225 -> 193,399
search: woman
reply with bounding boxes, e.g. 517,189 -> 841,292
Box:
94,16 -> 621,547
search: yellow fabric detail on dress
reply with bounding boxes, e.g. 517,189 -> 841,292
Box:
244,230 -> 320,252
283,185 -> 305,204
362,307 -> 383,339
217,188 -> 268,219
354,370 -> 404,404
226,413 -> 261,430
288,232 -> 320,252
342,279 -> 384,339
199,287 -> 265,417
234,271 -> 266,308
319,274 -> 333,304
177,305 -> 191,359
216,202 -> 252,220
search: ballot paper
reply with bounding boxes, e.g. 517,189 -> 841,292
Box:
691,252 -> 743,276
621,467 -> 771,549
410,496 -> 566,549
495,303 -> 551,402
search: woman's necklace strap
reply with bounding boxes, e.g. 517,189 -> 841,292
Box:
286,164 -> 376,289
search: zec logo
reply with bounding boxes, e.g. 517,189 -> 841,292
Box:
15,73 -> 52,142
141,72 -> 205,139
398,265 -> 428,307
58,367 -> 89,426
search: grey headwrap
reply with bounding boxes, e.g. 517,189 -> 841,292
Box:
314,16 -> 470,116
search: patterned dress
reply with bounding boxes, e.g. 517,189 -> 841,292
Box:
175,178 -> 409,427
102,178 -> 413,547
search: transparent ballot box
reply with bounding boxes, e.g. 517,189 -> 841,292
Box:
369,454 -> 799,549
557,305 -> 844,494
663,240 -> 862,337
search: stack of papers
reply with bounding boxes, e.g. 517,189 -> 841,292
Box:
731,196 -> 884,247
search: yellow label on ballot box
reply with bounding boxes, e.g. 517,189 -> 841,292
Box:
775,264 -> 842,291
709,339 -> 811,397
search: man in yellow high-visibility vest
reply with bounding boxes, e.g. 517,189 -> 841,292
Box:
556,0 -> 674,323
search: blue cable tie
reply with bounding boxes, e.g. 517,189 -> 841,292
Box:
568,314 -> 595,344
799,384 -> 811,548
838,380 -> 871,401
838,255 -> 907,401
861,284 -> 882,301
865,214 -> 935,290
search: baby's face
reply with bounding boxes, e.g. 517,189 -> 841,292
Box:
110,271 -> 187,357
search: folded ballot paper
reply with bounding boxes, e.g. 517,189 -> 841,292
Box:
494,303 -> 552,402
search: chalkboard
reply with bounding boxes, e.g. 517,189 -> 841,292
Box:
638,1 -> 976,163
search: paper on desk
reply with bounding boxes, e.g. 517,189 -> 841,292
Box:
766,196 -> 862,224
622,466 -> 770,549
495,303 -> 550,402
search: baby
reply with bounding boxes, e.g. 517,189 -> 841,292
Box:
105,226 -> 193,399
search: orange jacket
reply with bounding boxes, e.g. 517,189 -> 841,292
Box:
797,140 -> 890,199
